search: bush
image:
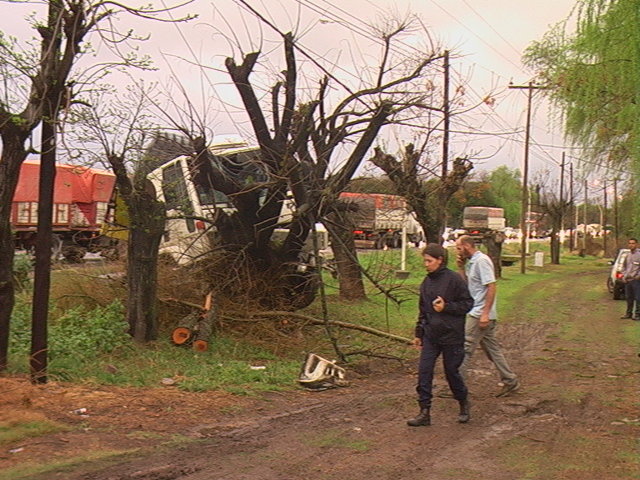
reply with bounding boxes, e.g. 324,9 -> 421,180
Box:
12,254 -> 33,291
48,301 -> 130,360
9,300 -> 130,376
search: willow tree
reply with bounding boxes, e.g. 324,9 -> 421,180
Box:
524,0 -> 640,232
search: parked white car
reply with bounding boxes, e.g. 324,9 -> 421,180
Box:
607,248 -> 630,300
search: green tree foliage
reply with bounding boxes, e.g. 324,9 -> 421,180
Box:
523,0 -> 640,230
448,178 -> 495,227
485,166 -> 522,227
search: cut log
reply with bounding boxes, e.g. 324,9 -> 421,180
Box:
171,327 -> 193,345
192,339 -> 209,352
171,312 -> 200,345
192,304 -> 216,352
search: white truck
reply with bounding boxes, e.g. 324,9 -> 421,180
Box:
462,206 -> 506,237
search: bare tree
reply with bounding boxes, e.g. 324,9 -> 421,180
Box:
0,0 -> 193,371
67,86 -> 179,341
371,144 -> 473,244
536,180 -> 571,265
206,18 -> 443,303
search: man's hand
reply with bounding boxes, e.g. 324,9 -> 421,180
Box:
432,296 -> 445,313
411,337 -> 422,350
479,312 -> 490,329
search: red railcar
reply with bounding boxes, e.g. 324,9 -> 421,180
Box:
12,161 -> 116,258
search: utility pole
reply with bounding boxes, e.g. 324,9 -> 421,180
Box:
603,180 -> 608,255
442,50 -> 450,178
583,179 -> 588,252
559,152 -> 565,253
509,82 -> 547,273
569,163 -> 574,251
613,178 -> 619,247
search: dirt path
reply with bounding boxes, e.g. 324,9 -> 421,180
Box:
3,266 -> 639,480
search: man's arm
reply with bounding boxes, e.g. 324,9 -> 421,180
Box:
479,282 -> 496,328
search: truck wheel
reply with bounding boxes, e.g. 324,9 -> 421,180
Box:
375,237 -> 385,250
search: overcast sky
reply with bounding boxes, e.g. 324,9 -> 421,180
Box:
3,0 -> 583,180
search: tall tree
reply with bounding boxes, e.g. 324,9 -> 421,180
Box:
68,86 -> 176,342
198,18 -> 443,304
0,0 -> 192,371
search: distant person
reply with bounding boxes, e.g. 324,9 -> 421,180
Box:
407,243 -> 474,427
455,235 -> 520,397
621,237 -> 640,321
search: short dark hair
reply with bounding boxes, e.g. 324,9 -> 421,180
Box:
457,235 -> 476,247
422,243 -> 447,261
629,237 -> 638,242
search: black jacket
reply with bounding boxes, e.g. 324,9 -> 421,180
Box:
415,265 -> 473,345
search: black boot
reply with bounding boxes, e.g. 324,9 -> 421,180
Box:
458,399 -> 470,423
407,408 -> 431,427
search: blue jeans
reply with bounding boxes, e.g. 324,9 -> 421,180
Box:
416,337 -> 467,408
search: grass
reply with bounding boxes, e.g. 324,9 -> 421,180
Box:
0,419 -> 67,446
6,247 -> 615,395
501,432 -> 640,480
0,449 -> 136,480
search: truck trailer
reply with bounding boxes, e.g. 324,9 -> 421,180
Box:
339,192 -> 423,249
12,160 -> 116,260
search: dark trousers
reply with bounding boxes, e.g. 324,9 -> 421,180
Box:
416,337 -> 467,409
626,280 -> 640,317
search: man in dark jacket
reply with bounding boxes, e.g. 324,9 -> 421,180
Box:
407,243 -> 474,427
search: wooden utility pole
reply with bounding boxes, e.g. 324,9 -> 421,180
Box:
569,163 -> 574,251
442,50 -> 450,178
613,178 -> 619,247
603,180 -> 608,255
559,152 -> 565,251
509,82 -> 547,273
583,179 -> 588,251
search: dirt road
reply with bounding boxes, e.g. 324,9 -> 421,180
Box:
4,266 -> 639,480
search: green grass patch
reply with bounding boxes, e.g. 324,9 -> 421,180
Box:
0,419 -> 66,446
0,448 -> 136,480
5,248 -> 624,396
500,431 -> 639,479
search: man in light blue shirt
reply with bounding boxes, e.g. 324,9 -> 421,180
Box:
455,235 -> 519,397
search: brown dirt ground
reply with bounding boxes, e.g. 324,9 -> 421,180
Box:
1,268 -> 639,480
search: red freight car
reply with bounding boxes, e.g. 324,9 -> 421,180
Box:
12,161 -> 117,259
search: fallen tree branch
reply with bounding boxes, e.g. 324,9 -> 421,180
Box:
222,310 -> 412,345
160,298 -> 412,344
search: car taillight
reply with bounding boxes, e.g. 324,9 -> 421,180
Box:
615,272 -> 623,279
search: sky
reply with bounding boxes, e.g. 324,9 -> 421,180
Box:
2,0 -> 584,183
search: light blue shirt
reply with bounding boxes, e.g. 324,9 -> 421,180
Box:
465,250 -> 497,319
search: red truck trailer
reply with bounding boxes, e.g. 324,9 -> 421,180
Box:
12,161 -> 117,260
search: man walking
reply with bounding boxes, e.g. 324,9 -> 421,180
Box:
455,235 -> 520,397
621,238 -> 640,321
